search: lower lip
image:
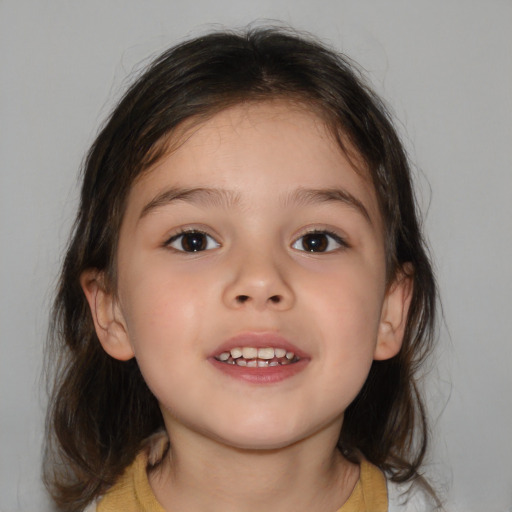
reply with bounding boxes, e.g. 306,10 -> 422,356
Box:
209,358 -> 309,384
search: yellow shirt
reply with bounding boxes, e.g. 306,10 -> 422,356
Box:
97,449 -> 388,512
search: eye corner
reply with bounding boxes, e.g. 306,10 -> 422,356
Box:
165,229 -> 220,253
291,229 -> 349,253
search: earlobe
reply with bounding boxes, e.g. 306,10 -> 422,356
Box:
374,267 -> 414,361
80,269 -> 135,361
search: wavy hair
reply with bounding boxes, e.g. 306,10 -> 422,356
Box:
44,27 -> 437,511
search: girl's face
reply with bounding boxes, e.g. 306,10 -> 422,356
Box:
84,101 -> 411,450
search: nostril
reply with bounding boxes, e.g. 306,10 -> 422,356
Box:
234,294 -> 283,305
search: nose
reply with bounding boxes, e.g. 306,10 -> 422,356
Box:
222,250 -> 295,311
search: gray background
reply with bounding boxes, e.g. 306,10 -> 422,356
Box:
1,1 -> 511,511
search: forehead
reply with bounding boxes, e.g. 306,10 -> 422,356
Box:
126,101 -> 382,229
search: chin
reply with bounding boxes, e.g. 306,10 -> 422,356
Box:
207,420 -> 311,452
218,432 -> 302,452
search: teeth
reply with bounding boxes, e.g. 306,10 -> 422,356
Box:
257,347 -> 275,360
242,347 -> 258,359
216,346 -> 300,365
230,347 -> 243,359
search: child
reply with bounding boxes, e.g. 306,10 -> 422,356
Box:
44,27 -> 439,512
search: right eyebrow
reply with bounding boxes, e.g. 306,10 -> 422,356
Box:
138,187 -> 241,220
284,187 -> 372,225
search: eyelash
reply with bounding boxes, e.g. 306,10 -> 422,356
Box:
292,230 -> 349,253
164,228 -> 349,254
165,229 -> 220,253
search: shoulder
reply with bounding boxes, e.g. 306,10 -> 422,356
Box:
355,458 -> 439,512
82,430 -> 169,512
387,478 -> 440,512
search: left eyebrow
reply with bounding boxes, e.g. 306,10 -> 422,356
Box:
284,187 -> 372,224
139,186 -> 241,220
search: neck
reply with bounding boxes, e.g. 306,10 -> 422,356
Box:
149,421 -> 359,512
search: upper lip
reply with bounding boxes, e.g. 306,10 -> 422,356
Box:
211,332 -> 309,359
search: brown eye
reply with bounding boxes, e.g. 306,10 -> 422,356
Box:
168,231 -> 219,252
301,233 -> 328,252
292,231 -> 346,253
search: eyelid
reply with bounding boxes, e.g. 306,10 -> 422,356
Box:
164,228 -> 221,252
291,229 -> 349,253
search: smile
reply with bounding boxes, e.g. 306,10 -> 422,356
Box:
210,333 -> 309,383
215,347 -> 300,367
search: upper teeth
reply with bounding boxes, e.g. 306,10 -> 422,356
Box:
217,347 -> 295,361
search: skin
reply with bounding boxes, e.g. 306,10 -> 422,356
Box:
82,101 -> 412,511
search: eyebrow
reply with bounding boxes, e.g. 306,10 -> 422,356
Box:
285,187 -> 372,224
139,187 -> 241,219
139,185 -> 371,224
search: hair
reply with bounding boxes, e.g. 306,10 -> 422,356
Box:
44,26 -> 438,511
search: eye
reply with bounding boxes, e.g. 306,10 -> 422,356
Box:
166,230 -> 220,252
292,231 -> 347,253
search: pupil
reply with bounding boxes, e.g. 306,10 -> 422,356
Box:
182,233 -> 206,252
303,234 -> 327,252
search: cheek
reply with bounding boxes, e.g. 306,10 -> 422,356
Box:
317,295 -> 380,411
306,263 -> 384,373
117,268 -> 209,407
309,260 -> 384,330
118,260 -> 210,354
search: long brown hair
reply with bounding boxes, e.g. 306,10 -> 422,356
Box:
44,27 -> 437,511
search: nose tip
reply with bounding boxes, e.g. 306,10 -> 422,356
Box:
224,253 -> 295,311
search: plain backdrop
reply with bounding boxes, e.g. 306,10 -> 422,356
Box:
1,1 -> 511,511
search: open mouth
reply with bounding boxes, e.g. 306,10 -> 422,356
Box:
214,346 -> 300,367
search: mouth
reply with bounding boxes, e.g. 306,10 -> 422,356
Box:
214,346 -> 300,367
210,333 -> 308,383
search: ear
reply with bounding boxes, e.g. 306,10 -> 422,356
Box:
374,266 -> 413,361
80,269 -> 135,361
